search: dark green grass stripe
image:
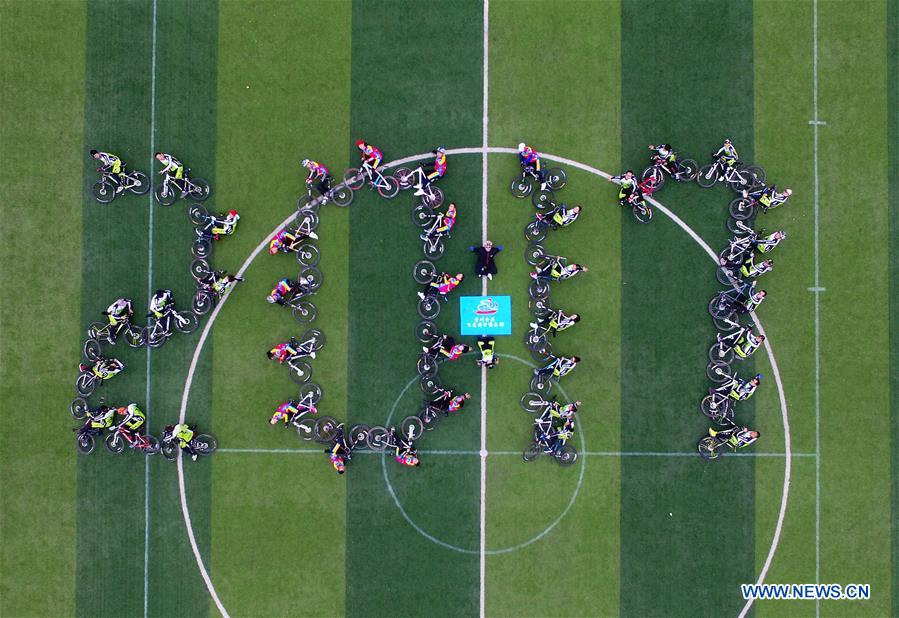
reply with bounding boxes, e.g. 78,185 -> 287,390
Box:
889,0 -> 898,613
77,2 -> 153,616
147,1 -> 219,616
346,1 -> 483,615
620,2 -> 756,615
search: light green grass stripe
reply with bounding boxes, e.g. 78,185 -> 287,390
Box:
752,3 -> 817,615
0,2 -> 85,615
818,2 -> 891,615
487,1 -> 621,615
210,2 -> 351,615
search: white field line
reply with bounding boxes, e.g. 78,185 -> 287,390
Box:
144,1 -> 157,615
479,2 -> 489,616
811,2 -> 822,617
177,147 -> 793,617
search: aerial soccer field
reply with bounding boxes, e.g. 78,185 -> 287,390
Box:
0,0 -> 896,616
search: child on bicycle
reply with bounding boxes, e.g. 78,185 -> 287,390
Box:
537,203 -> 581,229
535,355 -> 581,380
266,339 -> 299,364
421,203 -> 457,240
389,428 -> 420,467
356,140 -> 383,178
199,210 -> 240,241
518,143 -> 544,183
743,185 -> 792,212
102,297 -> 134,342
267,275 -> 314,305
755,230 -> 786,254
414,147 -> 447,196
712,139 -> 739,173
112,403 -> 145,438
301,159 -> 332,195
418,272 -> 464,301
269,226 -> 319,255
79,357 -> 125,380
155,152 -> 185,194
648,143 -> 680,177
611,170 -> 637,202
91,149 -> 127,190
531,258 -> 588,281
533,309 -> 580,337
708,423 -> 759,449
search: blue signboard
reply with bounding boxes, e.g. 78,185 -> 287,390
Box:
459,295 -> 512,336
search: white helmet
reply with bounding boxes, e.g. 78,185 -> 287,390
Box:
301,159 -> 309,167
266,295 -> 277,304
784,188 -> 793,196
518,142 -> 526,152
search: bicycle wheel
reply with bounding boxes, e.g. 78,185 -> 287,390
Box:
299,266 -> 323,290
331,185 -> 354,207
394,167 -> 414,189
418,295 -> 441,320
743,165 -> 766,186
528,279 -> 550,301
412,204 -> 434,227
520,391 -> 547,415
298,381 -> 323,405
70,397 -> 89,419
556,444 -> 578,466
188,177 -> 211,201
294,209 -> 319,233
174,311 -> 199,334
87,321 -> 106,341
632,204 -> 653,224
76,432 -> 96,455
292,301 -> 317,324
75,372 -> 96,397
400,416 -> 424,441
188,204 -> 208,225
641,166 -> 665,189
532,187 -> 554,209
377,175 -> 400,199
83,338 -> 102,362
713,314 -> 740,332
697,437 -> 721,461
415,320 -> 438,344
92,179 -> 117,204
193,433 -> 217,454
343,167 -> 366,191
525,243 -> 546,266
524,328 -> 547,351
288,360 -> 312,384
420,374 -> 442,397
312,417 -> 338,444
143,325 -> 165,349
524,220 -> 548,243
708,293 -> 733,319
190,258 -> 211,281
295,418 -> 315,441
716,265 -> 741,286
192,238 -> 212,259
423,186 -> 444,208
726,217 -> 747,235
105,433 -> 125,455
545,168 -> 567,191
417,353 -> 438,378
696,163 -> 718,189
300,328 -> 326,351
530,341 -> 553,364
191,289 -> 214,315
349,424 -> 371,449
296,192 -> 320,214
412,260 -> 437,284
708,338 -> 734,363
510,176 -> 532,198
523,442 -> 542,462
143,435 -> 160,455
128,171 -> 150,195
528,298 -> 552,319
161,441 -> 178,460
121,325 -> 143,348
529,373 -> 553,397
419,406 -> 440,431
154,183 -> 177,206
423,237 -> 445,260
677,159 -> 699,182
706,360 -> 732,384
699,395 -> 733,425
295,243 -> 321,268
728,197 -> 755,221
366,426 -> 389,451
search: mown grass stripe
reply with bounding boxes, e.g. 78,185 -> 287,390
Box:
0,2 -> 86,614
620,2 -> 756,614
347,1 -> 483,615
888,0 -> 898,613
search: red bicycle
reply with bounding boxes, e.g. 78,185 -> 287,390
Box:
105,426 -> 160,455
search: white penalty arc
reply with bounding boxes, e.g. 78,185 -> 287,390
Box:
175,147 -> 792,618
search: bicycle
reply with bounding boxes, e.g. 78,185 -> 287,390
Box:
343,164 -> 400,199
510,165 -> 567,208
699,389 -> 734,426
641,155 -> 698,189
105,426 -> 160,455
75,359 -> 123,397
411,260 -> 447,320
73,420 -> 105,455
697,424 -> 754,460
282,330 -> 326,385
192,275 -> 241,316
707,317 -> 744,365
141,309 -> 199,348
187,205 -> 238,259
280,385 -> 324,441
366,416 -> 424,452
522,437 -> 578,466
153,171 -> 211,206
393,166 -> 444,207
161,429 -> 218,461
85,319 -> 144,351
411,204 -> 449,260
523,206 -> 580,242
519,391 -> 559,416
92,168 -> 150,204
296,181 -> 354,211
696,159 -> 766,192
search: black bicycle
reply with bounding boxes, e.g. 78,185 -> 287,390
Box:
154,171 -> 210,206
510,166 -> 567,208
92,168 -> 150,204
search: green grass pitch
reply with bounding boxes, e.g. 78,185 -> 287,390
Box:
0,0 -> 896,616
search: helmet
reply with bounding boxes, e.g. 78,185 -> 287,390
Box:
356,140 -> 365,149
301,158 -> 309,167
755,373 -> 763,381
90,149 -> 99,156
518,143 -> 526,152
228,209 -> 238,217
436,146 -> 445,154
784,188 -> 793,196
724,138 -> 732,144
266,295 -> 277,304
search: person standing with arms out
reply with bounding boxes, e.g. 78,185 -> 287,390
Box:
470,240 -> 502,280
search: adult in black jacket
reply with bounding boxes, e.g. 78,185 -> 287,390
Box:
470,240 -> 502,280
